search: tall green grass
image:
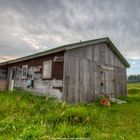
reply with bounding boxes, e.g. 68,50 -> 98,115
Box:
0,84 -> 140,140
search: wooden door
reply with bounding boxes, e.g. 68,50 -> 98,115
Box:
101,69 -> 114,97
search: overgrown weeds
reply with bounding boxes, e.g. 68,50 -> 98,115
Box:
0,84 -> 140,139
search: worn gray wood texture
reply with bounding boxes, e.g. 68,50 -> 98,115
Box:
7,65 -> 63,99
63,43 -> 127,103
0,67 -> 7,91
0,68 -> 7,79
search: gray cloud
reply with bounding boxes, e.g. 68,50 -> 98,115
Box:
0,0 -> 140,64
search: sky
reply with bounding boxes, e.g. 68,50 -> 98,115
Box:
0,0 -> 140,75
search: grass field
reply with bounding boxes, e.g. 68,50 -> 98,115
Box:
0,84 -> 140,140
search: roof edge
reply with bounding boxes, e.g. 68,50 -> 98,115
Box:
0,37 -> 130,68
106,38 -> 130,68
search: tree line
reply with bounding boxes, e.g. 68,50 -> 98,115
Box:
127,75 -> 140,83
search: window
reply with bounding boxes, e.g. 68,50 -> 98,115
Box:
42,60 -> 52,79
22,65 -> 28,79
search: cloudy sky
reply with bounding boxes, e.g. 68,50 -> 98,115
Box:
0,0 -> 140,75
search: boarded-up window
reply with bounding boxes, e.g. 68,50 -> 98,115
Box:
22,65 -> 28,79
42,60 -> 52,79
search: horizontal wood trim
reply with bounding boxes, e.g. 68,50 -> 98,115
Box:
100,65 -> 114,71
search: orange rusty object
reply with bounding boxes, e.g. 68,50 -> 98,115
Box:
100,97 -> 110,107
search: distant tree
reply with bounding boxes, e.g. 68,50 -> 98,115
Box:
127,75 -> 140,83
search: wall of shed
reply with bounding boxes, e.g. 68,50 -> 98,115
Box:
0,66 -> 7,91
63,43 -> 127,103
8,52 -> 64,99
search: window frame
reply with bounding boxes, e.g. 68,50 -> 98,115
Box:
22,65 -> 28,79
42,60 -> 52,79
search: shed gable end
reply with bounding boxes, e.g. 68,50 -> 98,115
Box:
63,43 -> 127,103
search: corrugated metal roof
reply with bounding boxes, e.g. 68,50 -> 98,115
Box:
0,37 -> 130,68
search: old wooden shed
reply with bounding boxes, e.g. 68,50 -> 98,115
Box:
0,37 -> 130,103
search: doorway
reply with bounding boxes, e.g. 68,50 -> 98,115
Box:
100,67 -> 115,97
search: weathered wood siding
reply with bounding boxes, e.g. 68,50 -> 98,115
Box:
114,67 -> 127,96
0,66 -> 7,91
63,43 -> 127,103
8,52 -> 64,98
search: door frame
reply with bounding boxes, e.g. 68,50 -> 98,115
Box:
100,65 -> 115,97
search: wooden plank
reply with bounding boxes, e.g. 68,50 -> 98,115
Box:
94,45 -> 99,62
